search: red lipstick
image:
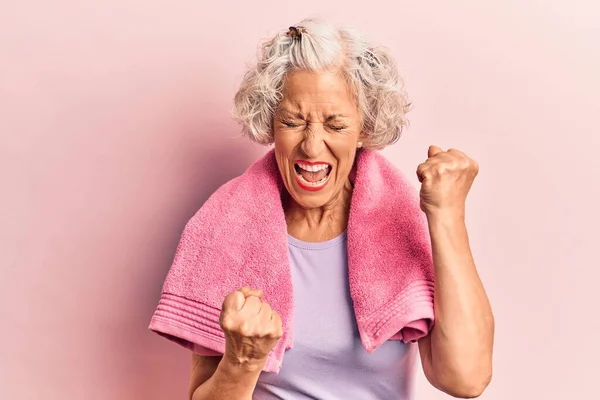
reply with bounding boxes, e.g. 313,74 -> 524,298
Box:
293,160 -> 332,192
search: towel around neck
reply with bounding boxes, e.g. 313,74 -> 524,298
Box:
149,148 -> 435,373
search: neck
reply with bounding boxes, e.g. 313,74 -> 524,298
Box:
283,181 -> 353,243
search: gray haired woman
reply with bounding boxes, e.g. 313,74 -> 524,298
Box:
151,18 -> 494,400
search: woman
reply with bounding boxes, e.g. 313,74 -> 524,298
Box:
150,18 -> 494,399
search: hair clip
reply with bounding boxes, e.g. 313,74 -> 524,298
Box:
363,49 -> 379,68
286,26 -> 305,41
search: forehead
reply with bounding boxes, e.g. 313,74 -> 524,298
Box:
280,70 -> 357,115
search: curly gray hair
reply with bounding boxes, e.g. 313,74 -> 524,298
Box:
232,18 -> 411,149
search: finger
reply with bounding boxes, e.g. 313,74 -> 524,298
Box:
471,159 -> 480,175
240,295 -> 262,315
428,145 -> 444,158
239,287 -> 264,299
222,290 -> 246,313
447,148 -> 465,158
258,302 -> 273,325
416,162 -> 432,183
269,310 -> 284,338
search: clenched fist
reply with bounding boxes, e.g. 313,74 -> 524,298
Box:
416,145 -> 479,215
219,287 -> 283,368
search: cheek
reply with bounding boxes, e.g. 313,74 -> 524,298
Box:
273,130 -> 296,179
330,135 -> 360,163
273,129 -> 298,154
338,151 -> 357,172
332,146 -> 359,183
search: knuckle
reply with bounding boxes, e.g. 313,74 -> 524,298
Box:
273,323 -> 284,337
264,324 -> 282,340
238,320 -> 254,337
259,328 -> 272,339
273,326 -> 283,339
265,331 -> 279,340
431,164 -> 443,174
220,315 -> 235,331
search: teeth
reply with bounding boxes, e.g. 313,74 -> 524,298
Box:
298,172 -> 330,186
296,163 -> 329,172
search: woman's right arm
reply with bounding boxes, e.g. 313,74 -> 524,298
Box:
188,354 -> 264,400
189,287 -> 283,400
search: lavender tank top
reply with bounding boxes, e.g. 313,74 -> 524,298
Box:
253,232 -> 418,399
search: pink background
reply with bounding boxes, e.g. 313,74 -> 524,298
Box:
1,1 -> 599,399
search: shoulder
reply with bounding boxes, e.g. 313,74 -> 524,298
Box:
187,150 -> 280,222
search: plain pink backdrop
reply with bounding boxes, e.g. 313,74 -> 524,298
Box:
1,1 -> 599,399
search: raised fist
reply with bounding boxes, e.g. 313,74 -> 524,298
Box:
219,287 -> 283,367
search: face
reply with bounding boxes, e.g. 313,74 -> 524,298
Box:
273,70 -> 363,210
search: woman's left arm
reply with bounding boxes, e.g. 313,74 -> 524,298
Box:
416,146 -> 495,398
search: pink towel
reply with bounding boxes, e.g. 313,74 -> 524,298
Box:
148,149 -> 435,373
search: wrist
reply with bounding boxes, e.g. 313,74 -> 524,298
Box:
425,208 -> 469,241
220,352 -> 267,375
425,207 -> 465,224
205,353 -> 263,400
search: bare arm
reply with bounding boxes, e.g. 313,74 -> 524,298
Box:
416,146 -> 494,398
188,354 -> 264,400
189,287 -> 282,400
418,211 -> 494,398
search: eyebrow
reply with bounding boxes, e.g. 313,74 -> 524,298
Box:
278,109 -> 305,119
325,114 -> 348,122
278,109 -> 348,121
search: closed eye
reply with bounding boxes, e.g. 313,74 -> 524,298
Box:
281,120 -> 301,128
280,119 -> 346,131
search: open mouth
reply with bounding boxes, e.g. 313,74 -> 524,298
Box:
294,161 -> 332,190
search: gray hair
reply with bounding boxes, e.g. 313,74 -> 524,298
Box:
232,18 -> 411,149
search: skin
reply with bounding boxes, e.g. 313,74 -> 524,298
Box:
189,70 -> 494,399
273,69 -> 362,242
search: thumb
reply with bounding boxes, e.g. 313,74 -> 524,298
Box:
239,287 -> 264,299
428,145 -> 443,158
223,290 -> 246,312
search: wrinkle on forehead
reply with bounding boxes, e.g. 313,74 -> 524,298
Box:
278,70 -> 359,122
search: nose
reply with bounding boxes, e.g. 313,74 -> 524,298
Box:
300,124 -> 326,158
